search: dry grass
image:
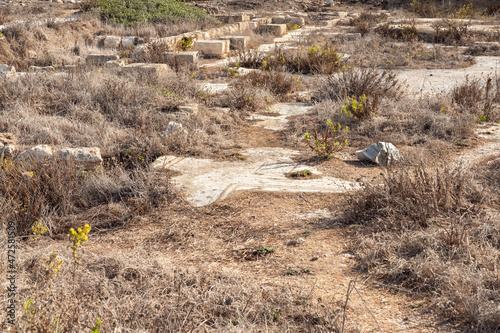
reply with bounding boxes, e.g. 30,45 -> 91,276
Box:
288,91 -> 476,151
314,67 -> 404,102
346,160 -> 500,331
0,13 -> 217,71
0,69 -> 238,157
236,43 -> 344,75
0,159 -> 169,237
452,76 -> 500,121
333,33 -> 474,70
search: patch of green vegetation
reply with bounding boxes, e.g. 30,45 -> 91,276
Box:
255,246 -> 276,255
84,0 -> 210,26
290,170 -> 312,178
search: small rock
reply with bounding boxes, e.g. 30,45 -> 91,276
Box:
287,238 -> 305,246
56,147 -> 103,169
17,145 -> 53,163
163,121 -> 186,136
0,64 -> 16,78
177,104 -> 198,114
356,142 -> 401,166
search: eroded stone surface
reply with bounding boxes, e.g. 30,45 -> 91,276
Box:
153,147 -> 359,206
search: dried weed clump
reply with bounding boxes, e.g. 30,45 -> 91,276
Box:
236,43 -> 344,75
314,67 -> 404,102
0,69 -> 235,156
0,160 -> 169,237
346,161 -> 500,331
0,247 -> 342,332
335,33 -> 474,70
452,76 -> 500,122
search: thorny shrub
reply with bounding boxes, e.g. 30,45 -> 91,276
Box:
0,159 -> 169,237
304,119 -> 349,158
452,75 -> 500,121
314,67 -> 404,102
346,161 -> 500,331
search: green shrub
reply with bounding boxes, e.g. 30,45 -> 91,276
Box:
304,120 -> 348,158
84,0 -> 210,26
341,94 -> 379,121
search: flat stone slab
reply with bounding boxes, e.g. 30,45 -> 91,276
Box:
152,147 -> 359,206
250,103 -> 313,130
260,24 -> 287,37
121,63 -> 171,77
219,36 -> 250,50
199,82 -> 230,94
193,40 -> 230,58
393,56 -> 500,94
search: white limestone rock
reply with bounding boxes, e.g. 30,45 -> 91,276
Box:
356,142 -> 401,166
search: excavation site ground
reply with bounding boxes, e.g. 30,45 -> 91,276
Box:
0,0 -> 500,332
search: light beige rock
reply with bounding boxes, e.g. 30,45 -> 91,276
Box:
17,145 -> 53,163
177,104 -> 198,114
163,51 -> 199,65
218,36 -> 250,50
86,54 -> 119,65
105,59 -> 128,68
260,24 -> 287,37
29,66 -> 56,72
192,40 -> 230,58
122,63 -> 171,77
121,36 -> 136,49
103,36 -> 121,48
56,147 -> 103,169
0,64 -> 16,78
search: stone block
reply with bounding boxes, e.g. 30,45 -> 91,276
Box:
105,59 -> 128,68
218,36 -> 250,50
0,64 -> 16,78
29,66 -> 56,73
86,54 -> 119,65
56,147 -> 103,169
103,36 -> 121,48
249,22 -> 259,30
271,16 -> 286,24
163,51 -> 199,65
17,145 -> 53,163
259,24 -> 287,37
121,36 -> 136,49
122,63 -> 171,77
192,40 -> 230,58
285,17 -> 305,27
215,13 -> 250,23
177,104 -> 198,114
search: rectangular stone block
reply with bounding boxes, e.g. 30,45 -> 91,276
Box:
29,66 -> 56,73
218,36 -> 250,50
103,36 -> 121,48
0,64 -> 16,78
285,17 -> 305,27
121,36 -> 136,49
271,16 -> 286,24
86,54 -> 119,65
122,63 -> 171,78
215,13 -> 250,23
163,51 -> 199,65
259,24 -> 287,37
192,40 -> 230,58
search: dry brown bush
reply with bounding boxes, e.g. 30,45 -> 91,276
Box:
314,67 -> 405,102
0,70 -> 236,157
334,33 -> 474,70
0,159 -> 170,237
288,93 -> 476,151
348,11 -> 389,35
0,245 -> 342,332
452,76 -> 500,121
236,43 -> 344,75
346,161 -> 500,331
